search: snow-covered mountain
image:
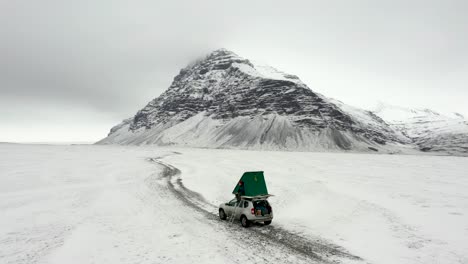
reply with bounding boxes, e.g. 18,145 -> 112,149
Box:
98,49 -> 409,153
373,103 -> 468,155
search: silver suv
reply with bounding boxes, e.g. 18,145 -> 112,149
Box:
219,197 -> 273,227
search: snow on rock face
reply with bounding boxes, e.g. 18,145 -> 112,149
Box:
373,103 -> 468,155
98,49 -> 408,152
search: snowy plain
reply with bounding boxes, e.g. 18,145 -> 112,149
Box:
1,144 -> 467,264
164,148 -> 468,264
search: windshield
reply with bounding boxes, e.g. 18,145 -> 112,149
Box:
228,199 -> 239,206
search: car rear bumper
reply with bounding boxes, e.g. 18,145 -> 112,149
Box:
248,215 -> 273,222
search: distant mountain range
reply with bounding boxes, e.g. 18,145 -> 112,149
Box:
373,103 -> 468,155
97,49 -> 468,156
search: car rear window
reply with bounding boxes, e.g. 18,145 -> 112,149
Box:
253,200 -> 269,207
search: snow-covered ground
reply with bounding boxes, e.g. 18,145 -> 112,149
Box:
163,148 -> 468,264
1,144 -> 467,264
0,144 -> 319,264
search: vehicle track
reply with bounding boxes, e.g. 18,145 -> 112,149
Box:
148,155 -> 364,264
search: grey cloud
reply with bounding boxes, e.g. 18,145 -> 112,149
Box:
1,0 -> 467,141
0,0 -> 233,113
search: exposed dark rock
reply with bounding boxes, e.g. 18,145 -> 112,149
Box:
101,49 -> 410,151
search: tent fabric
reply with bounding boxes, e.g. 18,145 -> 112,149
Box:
232,171 -> 269,197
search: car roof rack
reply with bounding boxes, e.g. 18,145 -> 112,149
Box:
240,194 -> 273,200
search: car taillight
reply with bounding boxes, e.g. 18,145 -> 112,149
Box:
251,208 -> 255,215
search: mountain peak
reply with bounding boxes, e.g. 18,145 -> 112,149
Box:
202,48 -> 246,64
190,49 -> 304,86
98,50 -> 412,152
177,49 -> 251,77
97,50 -> 468,156
208,48 -> 238,56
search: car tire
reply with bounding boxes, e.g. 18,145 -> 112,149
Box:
264,220 -> 272,225
241,215 -> 250,228
219,209 -> 227,220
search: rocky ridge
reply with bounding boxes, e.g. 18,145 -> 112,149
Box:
98,49 -> 460,154
373,103 -> 468,155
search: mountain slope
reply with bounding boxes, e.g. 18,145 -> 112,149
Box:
373,103 -> 468,155
97,49 -> 408,153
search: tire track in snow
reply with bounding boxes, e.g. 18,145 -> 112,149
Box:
147,157 -> 314,264
148,155 -> 363,264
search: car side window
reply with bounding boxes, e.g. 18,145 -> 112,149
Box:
243,201 -> 249,208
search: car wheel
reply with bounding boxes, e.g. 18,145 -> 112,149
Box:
219,209 -> 227,220
264,220 -> 272,225
241,215 -> 250,228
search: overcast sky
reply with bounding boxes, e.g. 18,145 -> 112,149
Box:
1,0 -> 467,142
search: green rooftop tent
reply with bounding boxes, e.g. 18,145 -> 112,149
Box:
232,171 -> 269,197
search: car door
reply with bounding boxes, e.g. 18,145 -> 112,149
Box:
224,198 -> 238,216
234,200 -> 249,219
231,200 -> 244,219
